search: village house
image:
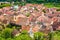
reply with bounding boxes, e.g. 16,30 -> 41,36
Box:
0,4 -> 60,33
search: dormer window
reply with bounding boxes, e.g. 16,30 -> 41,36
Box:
52,12 -> 54,14
57,14 -> 60,17
48,16 -> 52,18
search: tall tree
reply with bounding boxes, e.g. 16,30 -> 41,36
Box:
21,0 -> 25,2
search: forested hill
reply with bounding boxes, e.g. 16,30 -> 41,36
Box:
0,0 -> 60,3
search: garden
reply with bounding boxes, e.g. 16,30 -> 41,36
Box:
0,27 -> 60,40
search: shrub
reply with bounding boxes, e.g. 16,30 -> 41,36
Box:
15,36 -> 21,40
20,34 -> 32,40
14,30 -> 33,40
20,2 -> 26,6
34,32 -> 44,40
1,28 -> 13,39
6,38 -> 14,40
14,2 -> 20,5
48,32 -> 54,40
6,24 -> 12,28
15,34 -> 32,40
53,31 -> 60,40
0,37 -> 5,40
0,26 -> 3,31
21,30 -> 28,35
7,23 -> 21,30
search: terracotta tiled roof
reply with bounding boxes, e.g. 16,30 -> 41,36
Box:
0,4 -> 60,32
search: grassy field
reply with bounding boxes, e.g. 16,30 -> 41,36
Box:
44,3 -> 60,8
